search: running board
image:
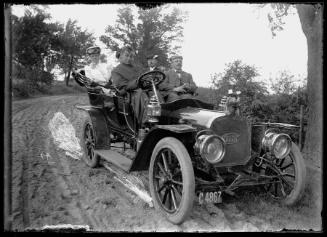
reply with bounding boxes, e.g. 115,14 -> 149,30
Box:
94,149 -> 133,172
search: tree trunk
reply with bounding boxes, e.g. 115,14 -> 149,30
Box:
296,4 -> 323,166
65,55 -> 74,86
65,70 -> 71,86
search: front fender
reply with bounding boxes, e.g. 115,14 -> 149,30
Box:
129,125 -> 197,172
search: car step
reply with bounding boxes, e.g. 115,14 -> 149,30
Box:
94,149 -> 133,172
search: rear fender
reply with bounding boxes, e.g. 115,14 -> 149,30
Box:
76,106 -> 111,149
129,125 -> 197,172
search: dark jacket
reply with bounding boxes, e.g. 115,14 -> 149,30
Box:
111,63 -> 148,125
159,69 -> 197,97
111,63 -> 139,92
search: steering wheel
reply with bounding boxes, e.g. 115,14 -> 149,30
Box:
137,70 -> 166,90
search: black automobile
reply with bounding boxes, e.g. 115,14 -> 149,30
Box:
73,70 -> 306,225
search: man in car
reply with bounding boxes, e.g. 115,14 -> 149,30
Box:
146,54 -> 165,72
159,54 -> 197,103
111,45 -> 149,125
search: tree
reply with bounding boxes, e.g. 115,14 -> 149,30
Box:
56,19 -> 95,86
100,4 -> 187,70
266,3 -> 322,162
12,7 -> 62,93
211,60 -> 269,121
269,70 -> 297,95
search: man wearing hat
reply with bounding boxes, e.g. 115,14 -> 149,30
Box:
160,54 -> 197,103
146,54 -> 165,72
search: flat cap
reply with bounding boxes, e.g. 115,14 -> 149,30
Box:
169,54 -> 183,61
86,46 -> 101,55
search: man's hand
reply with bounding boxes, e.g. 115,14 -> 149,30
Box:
102,87 -> 115,96
90,81 -> 99,87
182,83 -> 191,92
173,85 -> 186,93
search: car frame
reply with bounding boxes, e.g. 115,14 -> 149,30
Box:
73,70 -> 306,224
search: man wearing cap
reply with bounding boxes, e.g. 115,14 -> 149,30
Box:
160,54 -> 197,103
146,54 -> 165,72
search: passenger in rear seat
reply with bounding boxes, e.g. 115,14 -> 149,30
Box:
84,46 -> 114,96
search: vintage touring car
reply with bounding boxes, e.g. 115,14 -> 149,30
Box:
73,70 -> 306,224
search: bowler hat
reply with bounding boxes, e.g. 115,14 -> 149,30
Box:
86,46 -> 101,55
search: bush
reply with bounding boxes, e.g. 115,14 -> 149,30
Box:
47,80 -> 87,95
12,79 -> 35,98
13,83 -> 30,98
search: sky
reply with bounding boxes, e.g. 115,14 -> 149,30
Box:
11,3 -> 307,88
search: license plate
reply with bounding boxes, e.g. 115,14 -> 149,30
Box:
198,191 -> 222,205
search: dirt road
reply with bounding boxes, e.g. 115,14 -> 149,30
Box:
11,94 -> 321,232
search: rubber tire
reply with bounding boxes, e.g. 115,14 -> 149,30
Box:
82,116 -> 100,168
149,137 -> 195,225
281,142 -> 307,205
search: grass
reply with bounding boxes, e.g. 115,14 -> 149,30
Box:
227,165 -> 322,231
47,80 -> 87,95
12,80 -> 87,101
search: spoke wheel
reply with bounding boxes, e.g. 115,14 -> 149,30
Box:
264,142 -> 306,205
82,116 -> 100,167
149,137 -> 195,224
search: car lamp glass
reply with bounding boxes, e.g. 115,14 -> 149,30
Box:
196,134 -> 226,164
262,132 -> 291,159
147,103 -> 161,117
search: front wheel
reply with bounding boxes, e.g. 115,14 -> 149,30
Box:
264,142 -> 306,205
149,137 -> 195,224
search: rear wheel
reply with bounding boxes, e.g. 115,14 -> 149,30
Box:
264,142 -> 306,205
149,137 -> 195,224
82,116 -> 100,168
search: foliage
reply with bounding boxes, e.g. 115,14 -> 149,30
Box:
265,4 -> 292,37
55,19 -> 95,85
11,7 -> 60,94
211,60 -> 269,121
269,70 -> 298,95
12,6 -> 96,95
207,59 -> 308,138
100,5 -> 187,70
195,87 -> 217,105
263,3 -> 323,161
204,59 -> 308,146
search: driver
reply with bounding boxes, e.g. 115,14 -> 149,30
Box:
111,46 -> 149,126
160,54 -> 197,103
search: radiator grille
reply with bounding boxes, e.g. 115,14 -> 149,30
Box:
210,116 -> 251,167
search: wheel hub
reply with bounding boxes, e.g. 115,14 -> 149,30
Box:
161,173 -> 173,184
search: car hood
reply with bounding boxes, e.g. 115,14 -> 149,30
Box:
161,106 -> 226,129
